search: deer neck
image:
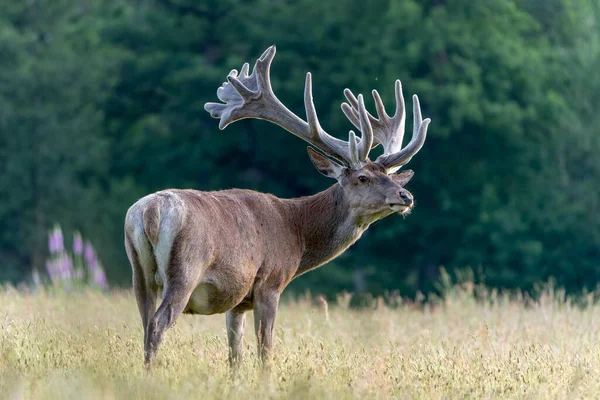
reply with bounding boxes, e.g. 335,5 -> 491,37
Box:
291,184 -> 367,276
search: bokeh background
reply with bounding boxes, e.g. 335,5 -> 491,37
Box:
1,0 -> 599,298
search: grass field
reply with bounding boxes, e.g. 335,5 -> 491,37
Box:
1,283 -> 600,399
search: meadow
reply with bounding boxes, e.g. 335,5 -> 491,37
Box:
2,282 -> 600,399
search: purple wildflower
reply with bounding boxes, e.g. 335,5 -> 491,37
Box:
45,260 -> 58,285
48,234 -> 56,253
73,232 -> 83,255
58,254 -> 74,280
56,229 -> 63,251
49,227 -> 64,254
84,242 -> 95,265
87,258 -> 109,290
42,225 -> 110,291
48,231 -> 59,253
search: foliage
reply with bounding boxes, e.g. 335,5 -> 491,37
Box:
0,0 -> 121,281
0,0 -> 599,297
2,284 -> 600,398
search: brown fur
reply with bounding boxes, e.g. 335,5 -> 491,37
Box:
124,160 -> 416,366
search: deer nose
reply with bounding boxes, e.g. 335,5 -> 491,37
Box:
400,191 -> 412,205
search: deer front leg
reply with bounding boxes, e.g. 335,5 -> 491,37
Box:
253,291 -> 280,364
226,306 -> 247,367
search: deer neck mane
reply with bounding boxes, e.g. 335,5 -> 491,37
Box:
289,183 -> 368,276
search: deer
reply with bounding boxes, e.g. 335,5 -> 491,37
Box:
124,45 -> 431,366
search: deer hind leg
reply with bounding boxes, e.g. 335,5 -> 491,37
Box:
125,231 -> 158,360
145,244 -> 204,365
145,287 -> 192,364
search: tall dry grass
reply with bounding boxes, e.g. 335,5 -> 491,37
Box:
1,282 -> 600,399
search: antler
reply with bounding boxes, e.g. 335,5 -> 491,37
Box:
341,80 -> 430,173
204,46 -> 373,169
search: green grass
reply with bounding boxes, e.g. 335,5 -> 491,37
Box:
1,284 -> 600,399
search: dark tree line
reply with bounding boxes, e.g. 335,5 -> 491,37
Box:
1,0 -> 599,297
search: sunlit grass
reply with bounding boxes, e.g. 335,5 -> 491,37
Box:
1,283 -> 600,399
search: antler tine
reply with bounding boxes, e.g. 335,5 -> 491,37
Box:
356,94 -> 373,162
304,73 -> 350,162
341,80 -> 405,153
375,94 -> 430,171
339,92 -> 375,165
341,79 -> 429,172
341,90 -> 365,140
348,130 -> 360,166
254,45 -> 276,93
374,79 -> 406,154
205,46 -> 369,168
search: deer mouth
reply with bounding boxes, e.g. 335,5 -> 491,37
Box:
388,203 -> 412,214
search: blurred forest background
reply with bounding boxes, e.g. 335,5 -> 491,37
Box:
1,0 -> 599,297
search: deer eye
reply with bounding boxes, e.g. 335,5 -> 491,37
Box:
357,176 -> 369,184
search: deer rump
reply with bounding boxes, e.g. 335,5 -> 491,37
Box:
126,188 -> 301,316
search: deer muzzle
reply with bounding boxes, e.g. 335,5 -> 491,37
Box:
387,191 -> 413,214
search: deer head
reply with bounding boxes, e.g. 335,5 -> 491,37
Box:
205,46 -> 430,226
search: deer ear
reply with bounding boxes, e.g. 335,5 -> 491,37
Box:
391,169 -> 414,186
307,147 -> 345,179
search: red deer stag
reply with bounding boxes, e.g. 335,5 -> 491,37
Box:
124,46 -> 431,366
